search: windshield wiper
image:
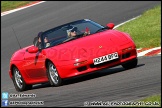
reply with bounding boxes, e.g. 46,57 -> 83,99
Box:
50,37 -> 78,47
62,33 -> 84,43
62,37 -> 77,43
95,27 -> 108,33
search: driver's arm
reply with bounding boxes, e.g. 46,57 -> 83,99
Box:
83,27 -> 90,36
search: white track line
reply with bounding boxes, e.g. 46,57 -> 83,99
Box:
1,1 -> 46,16
137,47 -> 161,57
114,15 -> 141,29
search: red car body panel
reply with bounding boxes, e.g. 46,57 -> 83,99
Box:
9,24 -> 137,85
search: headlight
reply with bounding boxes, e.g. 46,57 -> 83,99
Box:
74,60 -> 87,66
122,47 -> 132,53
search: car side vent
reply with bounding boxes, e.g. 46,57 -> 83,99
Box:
122,53 -> 130,59
77,66 -> 87,72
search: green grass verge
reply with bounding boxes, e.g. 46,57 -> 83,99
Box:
139,94 -> 161,107
116,5 -> 161,48
1,1 -> 33,12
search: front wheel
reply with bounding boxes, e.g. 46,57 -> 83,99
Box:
122,58 -> 138,69
12,67 -> 32,92
47,62 -> 62,87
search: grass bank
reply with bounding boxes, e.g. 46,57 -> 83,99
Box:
1,1 -> 33,12
116,5 -> 161,48
139,94 -> 161,107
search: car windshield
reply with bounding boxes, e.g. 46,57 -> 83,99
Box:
41,19 -> 104,48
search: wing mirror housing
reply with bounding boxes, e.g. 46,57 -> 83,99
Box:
106,23 -> 115,29
28,46 -> 39,53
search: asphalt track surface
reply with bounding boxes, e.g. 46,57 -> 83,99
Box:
1,1 -> 161,107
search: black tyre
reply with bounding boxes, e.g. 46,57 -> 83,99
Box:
47,62 -> 62,86
12,67 -> 32,92
122,58 -> 138,69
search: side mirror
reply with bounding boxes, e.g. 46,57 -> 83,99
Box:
28,46 -> 39,53
107,23 -> 115,29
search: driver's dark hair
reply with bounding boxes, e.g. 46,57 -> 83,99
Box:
37,32 -> 43,38
33,32 -> 43,48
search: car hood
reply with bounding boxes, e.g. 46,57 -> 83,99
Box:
51,30 -> 130,60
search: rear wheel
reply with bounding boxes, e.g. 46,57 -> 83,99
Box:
122,58 -> 138,69
12,67 -> 32,92
47,62 -> 62,86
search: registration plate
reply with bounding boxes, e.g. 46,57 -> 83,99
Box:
93,52 -> 119,65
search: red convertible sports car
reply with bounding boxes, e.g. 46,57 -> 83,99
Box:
9,19 -> 138,91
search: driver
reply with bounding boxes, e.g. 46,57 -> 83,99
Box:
67,27 -> 77,37
67,27 -> 90,38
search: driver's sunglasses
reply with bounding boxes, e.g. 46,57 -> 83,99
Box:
71,30 -> 76,32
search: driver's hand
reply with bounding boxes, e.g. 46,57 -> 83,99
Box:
83,27 -> 90,36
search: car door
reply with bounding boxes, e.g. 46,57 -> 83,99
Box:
24,49 -> 46,78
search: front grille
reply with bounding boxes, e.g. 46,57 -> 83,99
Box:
90,59 -> 119,68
